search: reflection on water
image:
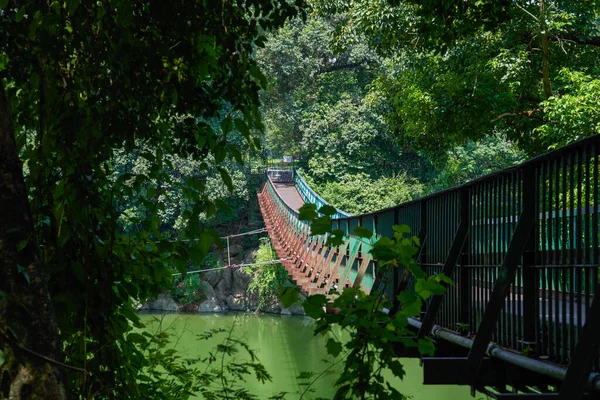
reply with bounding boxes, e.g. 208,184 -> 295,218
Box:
140,312 -> 470,399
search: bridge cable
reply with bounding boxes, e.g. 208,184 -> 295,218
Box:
171,259 -> 289,277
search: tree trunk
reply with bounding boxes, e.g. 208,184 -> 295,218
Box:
0,82 -> 66,398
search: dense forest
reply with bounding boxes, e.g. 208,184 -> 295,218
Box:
0,0 -> 598,399
258,0 -> 599,213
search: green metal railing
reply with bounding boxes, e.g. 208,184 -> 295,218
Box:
263,135 -> 600,374
294,171 -> 351,219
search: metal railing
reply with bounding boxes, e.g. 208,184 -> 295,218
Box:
261,135 -> 600,387
294,171 -> 351,219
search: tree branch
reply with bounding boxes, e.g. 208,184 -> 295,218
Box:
490,109 -> 542,122
552,34 -> 600,47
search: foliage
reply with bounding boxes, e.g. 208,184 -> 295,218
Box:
0,0 -> 304,397
311,0 -> 600,156
172,274 -> 207,306
257,15 -> 433,205
427,133 -> 526,193
292,205 -> 452,399
113,146 -> 251,236
535,68 -> 600,150
305,172 -> 423,215
245,237 -> 289,309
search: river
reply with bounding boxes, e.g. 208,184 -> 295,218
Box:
140,312 -> 471,399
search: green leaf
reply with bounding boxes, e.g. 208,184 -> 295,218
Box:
397,291 -> 421,317
393,225 -> 411,234
16,240 -> 27,252
234,118 -> 250,138
279,286 -> 300,308
249,65 -> 268,89
418,338 -> 436,356
369,237 -> 396,262
353,226 -> 372,239
15,6 -> 26,22
0,349 -> 4,367
310,216 -> 331,235
17,264 -> 30,285
325,338 -> 342,358
298,203 -> 317,221
67,0 -> 80,15
198,230 -> 214,255
0,290 -> 6,297
0,0 -> 9,10
412,235 -> 421,246
326,229 -> 345,247
127,333 -> 147,344
318,205 -> 336,216
221,116 -> 233,135
436,273 -> 454,286
303,294 -> 327,319
217,167 -> 233,191
215,199 -> 232,216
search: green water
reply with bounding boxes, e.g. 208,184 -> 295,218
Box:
140,312 -> 470,399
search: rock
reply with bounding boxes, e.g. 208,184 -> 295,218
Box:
179,303 -> 198,312
228,244 -> 243,257
202,281 -> 217,300
286,301 -> 306,316
198,299 -> 224,313
214,273 -> 232,302
232,268 -> 252,295
243,250 -> 255,265
204,268 -> 223,287
280,307 -> 292,315
225,294 -> 246,311
260,298 -> 282,314
140,293 -> 178,311
245,290 -> 259,311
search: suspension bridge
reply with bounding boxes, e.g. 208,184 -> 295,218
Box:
257,136 -> 600,399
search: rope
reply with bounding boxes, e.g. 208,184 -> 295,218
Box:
173,227 -> 268,242
221,228 -> 268,239
171,259 -> 288,277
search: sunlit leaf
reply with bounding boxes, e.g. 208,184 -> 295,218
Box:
318,205 -> 336,216
298,203 -> 318,221
353,226 -> 372,238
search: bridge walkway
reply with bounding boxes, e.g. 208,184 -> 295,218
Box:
272,182 -> 304,211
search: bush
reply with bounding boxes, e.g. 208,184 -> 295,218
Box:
172,274 -> 206,306
316,172 -> 423,214
244,237 -> 289,308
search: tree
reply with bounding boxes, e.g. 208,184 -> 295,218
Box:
0,1 -> 304,398
312,0 -> 600,156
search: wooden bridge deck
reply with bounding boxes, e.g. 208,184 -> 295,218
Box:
273,182 -> 304,211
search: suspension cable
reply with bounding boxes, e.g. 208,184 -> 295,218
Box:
171,259 -> 288,277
